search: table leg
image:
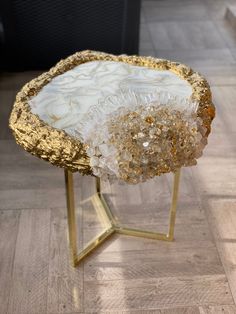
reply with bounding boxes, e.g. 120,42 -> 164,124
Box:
65,168 -> 181,266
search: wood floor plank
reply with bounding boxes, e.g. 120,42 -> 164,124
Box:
84,275 -> 233,312
189,85 -> 236,305
214,20 -> 236,49
161,307 -> 200,314
80,217 -> 214,254
143,0 -> 209,22
204,0 -> 236,20
139,23 -> 155,53
82,230 -> 215,256
154,48 -> 235,68
7,209 -> 51,314
0,168 -> 65,191
149,21 -> 228,51
211,86 -> 236,134
75,305 -> 236,314
84,246 -> 224,281
0,210 -> 20,314
0,141 -> 82,191
0,188 -> 66,210
199,305 -> 236,314
192,154 -> 236,198
198,198 -> 236,305
83,308 -> 198,314
81,203 -> 206,231
47,207 -> 83,314
197,65 -> 236,86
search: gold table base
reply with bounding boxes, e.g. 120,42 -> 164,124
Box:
64,169 -> 181,267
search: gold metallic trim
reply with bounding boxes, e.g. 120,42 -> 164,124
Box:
9,50 -> 215,174
65,168 -> 181,266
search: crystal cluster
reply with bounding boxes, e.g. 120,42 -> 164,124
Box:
82,91 -> 207,184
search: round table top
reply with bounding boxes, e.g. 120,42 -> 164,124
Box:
9,50 -> 215,182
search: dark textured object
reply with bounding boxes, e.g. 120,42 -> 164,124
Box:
0,0 -> 141,70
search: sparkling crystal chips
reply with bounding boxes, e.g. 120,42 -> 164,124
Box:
80,91 -> 207,184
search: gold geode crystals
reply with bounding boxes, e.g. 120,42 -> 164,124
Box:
110,106 -> 204,184
84,92 -> 206,184
9,50 -> 215,175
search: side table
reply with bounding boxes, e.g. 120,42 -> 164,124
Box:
9,50 -> 215,266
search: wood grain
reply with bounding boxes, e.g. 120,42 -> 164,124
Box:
47,207 -> 83,314
143,0 -> 209,22
149,21 -> 226,51
7,209 -> 51,314
199,305 -> 236,314
84,275 -> 233,311
84,245 -> 223,281
196,198 -> 236,306
196,65 -> 236,86
0,188 -> 66,210
0,210 -> 20,314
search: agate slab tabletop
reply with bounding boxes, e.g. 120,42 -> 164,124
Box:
9,51 -> 215,174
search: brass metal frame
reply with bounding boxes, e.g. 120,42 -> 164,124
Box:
64,169 -> 181,266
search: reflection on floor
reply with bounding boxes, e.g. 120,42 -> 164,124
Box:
1,0 -> 236,313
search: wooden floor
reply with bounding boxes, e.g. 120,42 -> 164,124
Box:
1,0 -> 236,313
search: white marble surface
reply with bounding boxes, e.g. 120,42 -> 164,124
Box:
29,60 -> 192,136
